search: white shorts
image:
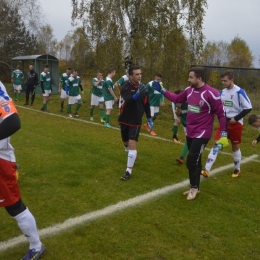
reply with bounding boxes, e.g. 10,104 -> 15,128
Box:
13,84 -> 22,91
68,95 -> 82,105
42,90 -> 51,97
91,94 -> 104,106
60,89 -> 67,99
105,100 -> 114,110
172,103 -> 179,120
150,106 -> 159,117
119,96 -> 123,108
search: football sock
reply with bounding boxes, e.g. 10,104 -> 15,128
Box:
14,92 -> 17,99
17,93 -> 20,101
76,103 -> 81,112
172,125 -> 178,135
61,101 -> 64,110
14,208 -> 42,251
205,147 -> 218,171
106,114 -> 110,124
181,143 -> 188,159
90,108 -> 94,117
99,109 -> 104,119
126,150 -> 137,174
67,105 -> 72,114
233,149 -> 241,170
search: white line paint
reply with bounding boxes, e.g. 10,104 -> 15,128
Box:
16,105 -> 260,162
0,154 -> 257,252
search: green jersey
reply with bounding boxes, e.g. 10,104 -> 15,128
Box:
146,81 -> 162,106
60,72 -> 70,90
67,76 -> 81,96
116,75 -> 129,86
12,69 -> 24,85
92,78 -> 104,97
103,76 -> 114,101
180,102 -> 188,127
40,71 -> 51,90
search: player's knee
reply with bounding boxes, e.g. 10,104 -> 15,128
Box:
5,199 -> 26,217
186,152 -> 198,170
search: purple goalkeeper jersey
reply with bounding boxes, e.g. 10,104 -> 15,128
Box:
164,84 -> 226,138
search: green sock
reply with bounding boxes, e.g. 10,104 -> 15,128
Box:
99,109 -> 104,119
14,92 -> 17,100
90,108 -> 94,117
106,114 -> 110,124
17,93 -> 20,101
67,105 -> 72,114
44,103 -> 47,111
172,125 -> 179,135
61,101 -> 64,110
76,103 -> 81,112
181,143 -> 189,159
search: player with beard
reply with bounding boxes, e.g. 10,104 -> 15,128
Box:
152,67 -> 228,200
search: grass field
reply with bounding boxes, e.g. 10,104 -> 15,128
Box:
0,83 -> 260,260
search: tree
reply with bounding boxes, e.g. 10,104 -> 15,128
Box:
71,0 -> 207,72
37,25 -> 58,56
227,36 -> 254,68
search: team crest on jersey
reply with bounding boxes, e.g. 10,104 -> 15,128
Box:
1,102 -> 10,112
199,100 -> 204,107
230,95 -> 234,99
206,158 -> 213,163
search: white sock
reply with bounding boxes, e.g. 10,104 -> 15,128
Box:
233,149 -> 241,170
126,150 -> 137,174
14,208 -> 42,250
205,148 -> 218,171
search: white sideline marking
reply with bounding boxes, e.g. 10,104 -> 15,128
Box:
15,105 -> 260,162
0,154 -> 257,252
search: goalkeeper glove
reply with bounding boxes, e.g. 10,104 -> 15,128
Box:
133,84 -> 147,100
147,118 -> 154,131
152,81 -> 166,95
216,131 -> 229,147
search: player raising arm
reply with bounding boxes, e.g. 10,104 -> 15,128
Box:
152,67 -> 228,200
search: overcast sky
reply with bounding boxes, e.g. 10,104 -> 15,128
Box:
40,0 -> 260,67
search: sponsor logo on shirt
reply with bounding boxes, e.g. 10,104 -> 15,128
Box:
223,100 -> 233,107
188,105 -> 201,113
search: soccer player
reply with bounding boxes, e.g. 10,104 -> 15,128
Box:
40,65 -> 51,112
11,65 -> 24,101
152,66 -> 228,200
248,114 -> 260,146
24,65 -> 38,106
58,67 -> 72,112
114,73 -> 129,127
103,68 -> 118,128
66,70 -> 84,118
0,81 -> 45,259
90,71 -> 105,122
143,73 -> 164,136
201,70 -> 252,178
119,66 -> 153,180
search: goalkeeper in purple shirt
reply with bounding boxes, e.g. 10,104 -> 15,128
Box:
152,67 -> 228,200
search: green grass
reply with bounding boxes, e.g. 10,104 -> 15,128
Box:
0,83 -> 260,259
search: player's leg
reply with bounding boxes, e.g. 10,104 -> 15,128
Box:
31,86 -> 36,105
74,96 -> 82,117
202,126 -> 221,177
230,122 -> 243,177
67,96 -> 73,117
98,100 -> 105,123
144,106 -> 152,132
90,94 -> 97,120
150,107 -> 159,136
60,89 -> 67,112
104,101 -> 113,127
177,127 -> 188,164
185,137 -> 209,200
1,160 -> 45,259
121,125 -> 139,180
24,85 -> 31,105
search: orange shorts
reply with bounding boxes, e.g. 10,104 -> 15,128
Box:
0,158 -> 21,207
215,122 -> 243,144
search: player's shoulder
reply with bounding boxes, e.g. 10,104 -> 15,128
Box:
62,72 -> 68,77
41,71 -> 46,76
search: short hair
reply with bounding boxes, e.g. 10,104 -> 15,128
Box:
45,65 -> 49,68
248,114 -> 260,125
155,73 -> 163,78
220,70 -> 234,80
108,68 -> 115,74
189,67 -> 205,82
128,66 -> 140,76
67,67 -> 72,71
16,65 -> 20,69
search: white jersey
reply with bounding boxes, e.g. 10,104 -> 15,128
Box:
220,85 -> 252,125
0,81 -> 16,162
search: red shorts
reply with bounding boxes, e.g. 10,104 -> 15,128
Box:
215,122 -> 243,144
0,158 -> 20,207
